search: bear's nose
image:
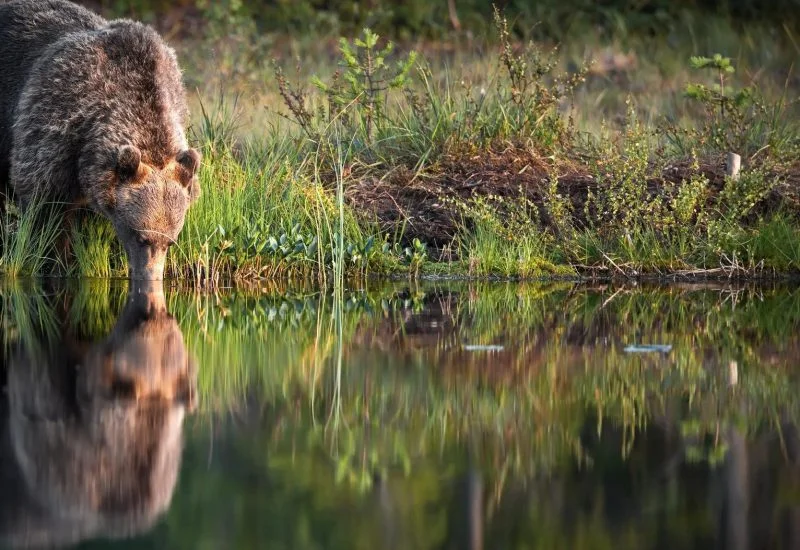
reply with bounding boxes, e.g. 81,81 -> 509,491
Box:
128,234 -> 170,280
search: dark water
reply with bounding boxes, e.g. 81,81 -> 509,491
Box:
1,280 -> 799,549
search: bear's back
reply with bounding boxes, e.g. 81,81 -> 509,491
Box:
0,0 -> 106,188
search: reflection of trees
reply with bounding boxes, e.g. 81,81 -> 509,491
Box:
0,281 -> 196,549
153,403 -> 800,550
161,281 -> 800,549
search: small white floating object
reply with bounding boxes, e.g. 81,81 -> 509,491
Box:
623,344 -> 672,354
463,344 -> 505,352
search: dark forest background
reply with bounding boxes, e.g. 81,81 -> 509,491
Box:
84,0 -> 800,40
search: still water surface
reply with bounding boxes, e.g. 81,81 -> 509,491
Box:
0,280 -> 799,549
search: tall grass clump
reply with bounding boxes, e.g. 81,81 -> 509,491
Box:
70,216 -> 128,278
445,191 -> 573,278
171,94 -> 404,285
0,197 -> 64,278
390,7 -> 587,159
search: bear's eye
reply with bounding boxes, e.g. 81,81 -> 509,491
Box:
137,235 -> 153,247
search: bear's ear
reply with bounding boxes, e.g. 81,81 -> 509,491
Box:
176,148 -> 201,181
116,145 -> 141,181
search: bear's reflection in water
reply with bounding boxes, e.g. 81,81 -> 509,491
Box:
0,281 -> 196,549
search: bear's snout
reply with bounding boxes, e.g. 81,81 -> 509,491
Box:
125,239 -> 168,281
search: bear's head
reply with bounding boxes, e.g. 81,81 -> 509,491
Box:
101,144 -> 201,280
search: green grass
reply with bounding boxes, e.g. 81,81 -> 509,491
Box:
0,198 -> 65,278
0,8 -> 799,282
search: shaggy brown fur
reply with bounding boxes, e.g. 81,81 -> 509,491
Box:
0,0 -> 201,280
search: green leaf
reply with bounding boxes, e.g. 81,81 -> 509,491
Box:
307,236 -> 318,255
689,55 -> 712,69
363,236 -> 375,255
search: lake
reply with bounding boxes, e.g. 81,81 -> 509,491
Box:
0,279 -> 799,549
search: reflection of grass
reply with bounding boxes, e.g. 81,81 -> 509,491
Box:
66,278 -> 126,337
1,281 -> 60,354
5,280 -> 800,490
171,282 -> 800,488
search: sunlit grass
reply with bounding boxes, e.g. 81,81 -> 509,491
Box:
0,198 -> 65,278
0,10 -> 798,281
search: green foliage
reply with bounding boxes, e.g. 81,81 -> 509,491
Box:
189,0 -> 269,88
2,11 -> 800,282
312,28 -> 417,144
673,53 -> 799,160
275,7 -> 587,161
587,101 -> 657,234
173,136 -> 391,283
389,238 -> 428,276
402,8 -> 588,152
446,191 -> 573,278
684,54 -> 754,153
91,1 -> 800,40
0,197 -> 64,278
716,166 -> 775,222
70,215 -> 127,278
670,173 -> 709,228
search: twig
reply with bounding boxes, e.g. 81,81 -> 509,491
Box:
602,252 -> 632,278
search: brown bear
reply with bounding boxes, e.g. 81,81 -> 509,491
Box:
0,280 -> 195,547
0,0 -> 201,280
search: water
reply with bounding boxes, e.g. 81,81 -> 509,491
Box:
1,280 -> 799,549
